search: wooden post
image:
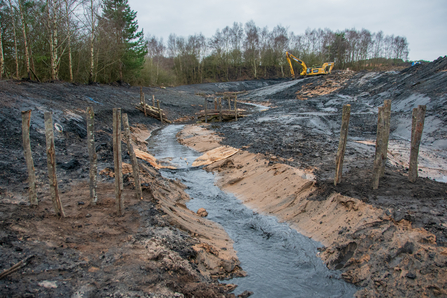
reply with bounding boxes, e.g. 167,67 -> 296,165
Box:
44,112 -> 65,217
157,100 -> 163,123
219,98 -> 222,122
142,89 -> 147,117
113,108 -> 124,215
234,96 -> 238,121
380,100 -> 391,177
204,98 -> 208,123
21,110 -> 37,205
152,95 -> 155,107
334,104 -> 351,186
87,107 -> 97,205
228,97 -> 231,110
214,97 -> 217,110
408,105 -> 426,182
372,107 -> 385,189
122,113 -> 142,200
139,86 -> 143,105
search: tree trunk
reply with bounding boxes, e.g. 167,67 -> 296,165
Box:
18,0 -> 30,79
9,0 -> 19,78
50,0 -> 59,80
88,0 -> 95,83
65,0 -> 73,82
0,29 -> 4,79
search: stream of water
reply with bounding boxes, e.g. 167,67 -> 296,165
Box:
147,125 -> 358,298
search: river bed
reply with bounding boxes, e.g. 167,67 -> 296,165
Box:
147,125 -> 358,298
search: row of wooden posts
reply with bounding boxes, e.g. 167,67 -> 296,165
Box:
334,101 -> 426,188
137,88 -> 242,123
21,107 -> 142,217
138,87 -> 168,123
201,94 -> 239,123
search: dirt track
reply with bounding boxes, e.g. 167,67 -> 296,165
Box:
0,57 -> 447,297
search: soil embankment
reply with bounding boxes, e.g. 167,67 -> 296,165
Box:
0,79 -> 275,297
1,57 -> 447,297
178,124 -> 447,297
177,58 -> 447,297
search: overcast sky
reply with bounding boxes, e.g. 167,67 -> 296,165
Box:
127,0 -> 446,61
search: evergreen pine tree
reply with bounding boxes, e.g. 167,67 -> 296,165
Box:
100,0 -> 147,82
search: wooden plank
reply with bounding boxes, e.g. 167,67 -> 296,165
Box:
192,146 -> 239,167
122,113 -> 143,200
87,107 -> 98,205
113,108 -> 124,215
134,148 -> 176,170
44,112 -> 65,217
334,104 -> 351,186
408,105 -> 426,182
21,110 -> 37,206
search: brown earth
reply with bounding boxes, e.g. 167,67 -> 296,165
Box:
178,124 -> 447,297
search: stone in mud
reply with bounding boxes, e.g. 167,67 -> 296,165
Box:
38,281 -> 58,289
197,208 -> 208,217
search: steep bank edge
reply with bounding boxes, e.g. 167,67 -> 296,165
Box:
129,125 -> 245,281
178,124 -> 447,297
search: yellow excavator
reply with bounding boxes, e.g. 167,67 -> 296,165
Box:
286,51 -> 334,77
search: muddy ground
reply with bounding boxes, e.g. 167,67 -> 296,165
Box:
0,79 -> 272,297
0,57 -> 446,297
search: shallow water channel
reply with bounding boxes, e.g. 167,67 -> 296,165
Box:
147,125 -> 358,298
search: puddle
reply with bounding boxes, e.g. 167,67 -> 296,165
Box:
147,125 -> 358,297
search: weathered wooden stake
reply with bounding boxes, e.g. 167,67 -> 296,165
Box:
122,114 -> 142,200
380,100 -> 391,177
86,107 -> 97,205
152,95 -> 155,107
157,100 -> 163,123
141,89 -> 146,117
139,86 -> 143,105
372,107 -> 385,189
21,110 -> 37,205
214,97 -> 217,110
44,112 -> 65,217
234,96 -> 238,121
228,97 -> 231,110
334,104 -> 351,186
204,98 -> 208,123
219,98 -> 222,122
408,105 -> 426,182
113,108 -> 124,215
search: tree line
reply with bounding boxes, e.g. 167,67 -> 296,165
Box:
146,23 -> 410,86
0,0 -> 410,85
0,0 -> 146,83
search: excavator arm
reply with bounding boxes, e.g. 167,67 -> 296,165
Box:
286,52 -> 307,77
286,51 -> 335,78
